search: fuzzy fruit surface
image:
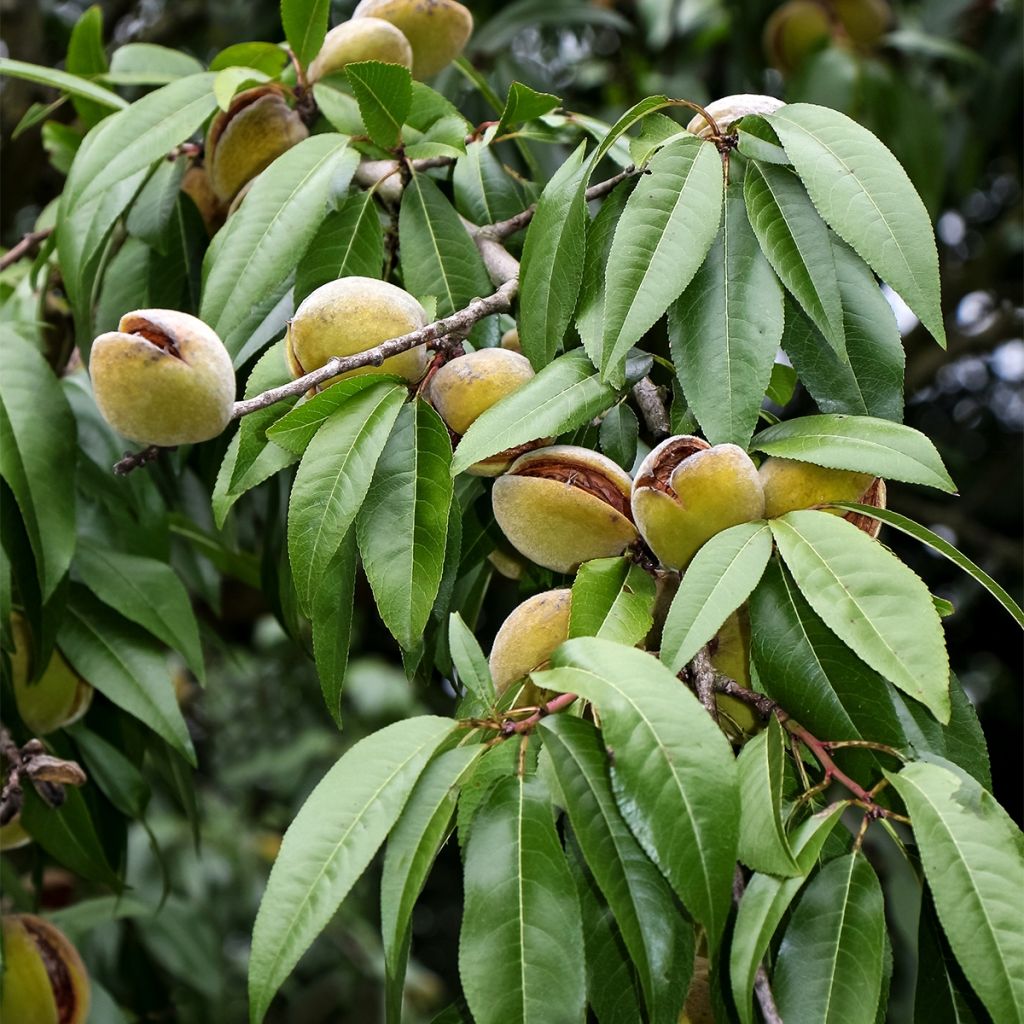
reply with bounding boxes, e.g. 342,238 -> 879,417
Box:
759,456 -> 875,517
834,0 -> 890,45
90,309 -> 236,447
309,18 -> 414,80
0,914 -> 91,1024
9,613 -> 93,736
353,0 -> 472,78
492,446 -> 638,574
489,588 -> 571,697
632,436 -> 765,571
763,0 -> 832,72
686,94 -> 785,137
287,277 -> 430,385
206,86 -> 308,203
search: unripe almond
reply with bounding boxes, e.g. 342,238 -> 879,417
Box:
309,18 -> 414,81
90,309 -> 235,446
492,446 -> 638,574
499,327 -> 521,353
632,436 -> 765,570
762,1 -> 833,72
686,94 -> 786,138
0,914 -> 90,1024
352,0 -> 473,78
833,0 -> 890,46
489,588 -> 572,697
206,86 -> 308,203
287,276 -> 430,386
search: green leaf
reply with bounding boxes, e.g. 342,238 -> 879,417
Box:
771,511 -> 950,722
346,61 -> 412,150
766,103 -> 946,347
540,716 -> 693,1024
74,540 -> 205,683
110,42 -> 206,81
600,136 -> 723,382
670,178 -> 784,447
213,66 -> 270,110
569,557 -> 656,648
0,57 -> 127,110
781,242 -> 904,422
66,5 -> 109,128
751,413 -> 955,492
537,639 -> 739,947
67,722 -> 150,819
598,403 -> 639,470
888,760 -> 1024,1023
248,715 -> 454,1024
399,173 -> 493,318
736,717 -> 801,875
281,0 -> 330,69
448,613 -> 496,711
0,337 -> 76,601
773,853 -> 887,1024
830,503 -> 1024,629
294,191 -> 384,303
357,401 -> 454,650
200,135 -> 358,366
915,891 -> 987,1024
660,522 -> 772,674
59,589 -> 195,765
518,142 -> 589,369
404,82 -> 470,159
451,350 -> 618,475
311,530 -> 358,728
730,805 -> 847,1024
288,382 -> 405,612
495,81 -> 561,136
209,42 -> 289,76
453,141 -> 528,225
459,773 -> 587,1024
381,745 -> 483,1023
743,160 -> 846,357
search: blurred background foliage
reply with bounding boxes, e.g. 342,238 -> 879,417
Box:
1,0 -> 1020,1021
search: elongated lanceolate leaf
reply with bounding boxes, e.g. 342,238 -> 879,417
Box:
771,511 -> 950,722
888,760 -> 1024,1023
660,522 -> 772,674
569,557 -> 656,648
248,716 -> 454,1023
0,57 -> 127,110
288,382 -> 406,613
448,613 -> 495,711
766,104 -> 946,347
460,773 -> 587,1024
536,640 -> 739,947
671,178 -> 784,447
600,136 -> 723,382
540,716 -> 693,1024
356,401 -> 454,651
311,530 -> 358,728
281,0 -> 330,69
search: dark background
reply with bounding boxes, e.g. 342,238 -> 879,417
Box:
2,1 -> 1021,1021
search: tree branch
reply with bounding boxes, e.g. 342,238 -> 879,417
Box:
499,691 -> 578,736
0,227 -> 54,271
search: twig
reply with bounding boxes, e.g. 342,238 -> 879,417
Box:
688,648 -> 720,723
632,376 -> 670,440
113,445 -> 164,475
500,691 -> 578,736
0,727 -> 87,824
0,228 -> 54,272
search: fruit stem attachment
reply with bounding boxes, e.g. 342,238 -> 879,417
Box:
0,726 -> 87,824
499,691 -> 578,736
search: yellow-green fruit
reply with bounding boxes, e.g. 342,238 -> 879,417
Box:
309,18 -> 414,80
0,814 -> 32,851
763,0 -> 833,72
686,93 -> 786,138
489,589 -> 571,696
430,348 -> 539,475
206,86 -> 308,203
679,955 -> 714,1024
287,277 -> 430,386
180,165 -> 224,235
500,327 -> 521,353
492,446 -> 638,574
353,0 -> 473,78
758,457 -> 883,534
632,436 -> 765,571
0,914 -> 90,1024
833,0 -> 890,45
9,614 -> 93,736
90,310 -> 236,447
709,610 -> 762,740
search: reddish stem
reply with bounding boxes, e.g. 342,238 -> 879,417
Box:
501,692 -> 578,736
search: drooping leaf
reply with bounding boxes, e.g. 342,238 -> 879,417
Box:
773,853 -> 887,1024
600,136 -> 723,382
495,81 -> 561,136
346,61 -> 412,150
771,511 -> 950,722
357,401 -> 454,651
670,177 -> 784,447
448,613 -> 496,711
569,557 -> 656,648
65,5 -> 109,129
536,640 -> 739,947
459,772 -> 587,1024
451,350 -> 618,475
311,530 -> 358,728
888,760 -> 1024,1023
517,142 -> 589,369
453,141 -> 528,225
766,103 -> 945,347
541,716 -> 693,1024
751,414 -> 955,492
0,57 -> 128,111
110,42 -> 206,80
915,890 -> 987,1024
743,159 -> 846,357
287,381 -> 406,613
660,522 -> 772,674
280,0 -> 331,69
248,716 -> 454,1023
